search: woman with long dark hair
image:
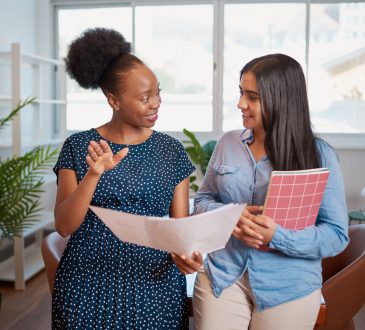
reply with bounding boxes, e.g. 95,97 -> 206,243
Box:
193,54 -> 349,330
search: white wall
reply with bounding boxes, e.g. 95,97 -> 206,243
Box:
0,0 -> 38,53
0,0 -> 52,55
337,149 -> 365,211
0,0 -> 56,209
0,0 -> 37,157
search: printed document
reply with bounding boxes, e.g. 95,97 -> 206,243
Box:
89,203 -> 246,255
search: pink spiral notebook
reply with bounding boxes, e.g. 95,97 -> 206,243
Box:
263,168 -> 330,230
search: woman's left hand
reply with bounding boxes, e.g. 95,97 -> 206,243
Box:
233,207 -> 276,249
171,251 -> 203,275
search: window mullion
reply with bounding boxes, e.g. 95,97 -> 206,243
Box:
213,0 -> 224,138
131,3 -> 136,53
305,0 -> 310,85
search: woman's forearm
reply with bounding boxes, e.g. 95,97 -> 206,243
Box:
55,171 -> 101,237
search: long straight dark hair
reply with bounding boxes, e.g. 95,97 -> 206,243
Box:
240,54 -> 320,171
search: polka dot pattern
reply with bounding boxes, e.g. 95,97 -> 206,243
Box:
52,128 -> 195,329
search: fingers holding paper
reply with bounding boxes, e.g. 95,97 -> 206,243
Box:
86,139 -> 129,175
171,251 -> 203,275
245,205 -> 264,215
233,206 -> 276,249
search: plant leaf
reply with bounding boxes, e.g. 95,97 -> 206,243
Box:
0,98 -> 59,238
0,97 -> 36,130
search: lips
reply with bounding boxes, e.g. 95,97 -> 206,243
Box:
145,112 -> 158,122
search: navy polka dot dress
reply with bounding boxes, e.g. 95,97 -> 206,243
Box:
52,128 -> 195,330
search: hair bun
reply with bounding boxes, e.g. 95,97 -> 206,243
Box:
65,28 -> 131,89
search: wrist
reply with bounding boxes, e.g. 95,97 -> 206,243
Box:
85,169 -> 103,181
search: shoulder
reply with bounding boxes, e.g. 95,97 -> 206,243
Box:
315,138 -> 338,167
153,131 -> 185,150
152,132 -> 194,172
206,129 -> 246,165
315,138 -> 338,162
64,129 -> 95,145
61,129 -> 95,153
219,129 -> 244,143
214,129 -> 245,151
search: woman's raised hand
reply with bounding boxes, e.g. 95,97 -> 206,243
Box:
86,140 -> 129,175
233,205 -> 276,249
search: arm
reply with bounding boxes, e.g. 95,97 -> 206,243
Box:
169,177 -> 190,218
194,140 -> 224,214
169,177 -> 203,274
54,140 -> 128,237
54,169 -> 101,237
268,145 -> 349,259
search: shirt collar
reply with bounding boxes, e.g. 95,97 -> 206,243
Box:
240,128 -> 254,144
240,129 -> 269,162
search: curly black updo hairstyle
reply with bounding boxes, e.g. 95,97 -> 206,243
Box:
65,27 -> 143,95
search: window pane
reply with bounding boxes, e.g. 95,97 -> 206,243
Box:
308,3 -> 365,133
135,5 -> 213,132
58,7 -> 132,130
223,3 -> 306,132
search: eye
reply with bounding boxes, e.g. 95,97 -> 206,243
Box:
141,96 -> 150,103
157,88 -> 161,96
248,94 -> 259,101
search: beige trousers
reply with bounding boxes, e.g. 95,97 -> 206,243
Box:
193,270 -> 321,330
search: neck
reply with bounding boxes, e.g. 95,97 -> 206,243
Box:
249,128 -> 266,163
97,120 -> 151,145
253,128 -> 265,145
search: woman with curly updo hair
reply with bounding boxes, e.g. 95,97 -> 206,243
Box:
52,27 -> 202,329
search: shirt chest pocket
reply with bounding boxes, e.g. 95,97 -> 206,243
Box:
213,164 -> 240,194
213,164 -> 254,202
214,164 -> 239,176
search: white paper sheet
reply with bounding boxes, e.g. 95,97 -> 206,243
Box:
89,203 -> 246,255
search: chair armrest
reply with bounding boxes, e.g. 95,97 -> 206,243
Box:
321,255 -> 365,329
41,232 -> 70,292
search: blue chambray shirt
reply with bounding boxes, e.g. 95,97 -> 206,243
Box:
194,129 -> 349,311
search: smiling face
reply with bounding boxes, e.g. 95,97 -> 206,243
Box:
237,71 -> 265,135
108,63 -> 161,129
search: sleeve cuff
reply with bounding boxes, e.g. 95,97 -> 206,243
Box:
268,224 -> 288,250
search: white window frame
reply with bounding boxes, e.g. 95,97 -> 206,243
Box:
50,0 -> 365,149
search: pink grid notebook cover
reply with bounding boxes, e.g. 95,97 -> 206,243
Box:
263,168 -> 330,230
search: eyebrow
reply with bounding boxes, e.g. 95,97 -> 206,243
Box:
137,83 -> 160,97
239,86 -> 259,96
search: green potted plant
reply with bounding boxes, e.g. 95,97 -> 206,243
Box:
182,128 -> 217,193
0,98 -> 58,307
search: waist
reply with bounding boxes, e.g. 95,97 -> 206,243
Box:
204,242 -> 322,310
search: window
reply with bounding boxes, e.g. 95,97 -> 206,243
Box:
57,4 -> 213,133
58,7 -> 132,131
135,5 -> 213,132
308,3 -> 365,133
55,1 -> 365,145
223,3 -> 306,131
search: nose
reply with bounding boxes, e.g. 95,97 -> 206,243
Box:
237,96 -> 248,110
151,94 -> 161,109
